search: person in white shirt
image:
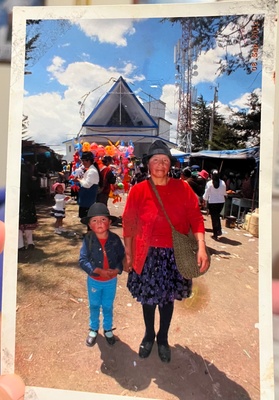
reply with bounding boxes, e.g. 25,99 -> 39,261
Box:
203,169 -> 227,240
75,152 -> 100,224
51,183 -> 70,234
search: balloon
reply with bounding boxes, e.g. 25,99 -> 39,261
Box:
90,142 -> 98,152
105,145 -> 114,156
82,142 -> 91,152
96,145 -> 105,158
75,143 -> 82,152
128,145 -> 134,154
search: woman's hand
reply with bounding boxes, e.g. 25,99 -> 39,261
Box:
194,234 -> 210,273
123,237 -> 134,272
123,255 -> 133,272
197,246 -> 210,274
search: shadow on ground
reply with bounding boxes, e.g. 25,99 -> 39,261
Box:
96,337 -> 251,400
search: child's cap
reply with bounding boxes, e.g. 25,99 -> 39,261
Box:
52,182 -> 65,192
81,202 -> 117,225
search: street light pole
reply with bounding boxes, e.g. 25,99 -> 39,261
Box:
208,85 -> 218,150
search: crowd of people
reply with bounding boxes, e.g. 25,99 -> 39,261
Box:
18,141 -> 258,248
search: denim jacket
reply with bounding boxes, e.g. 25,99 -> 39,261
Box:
79,230 -> 125,277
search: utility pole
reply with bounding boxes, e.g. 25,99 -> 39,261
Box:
208,85 -> 219,150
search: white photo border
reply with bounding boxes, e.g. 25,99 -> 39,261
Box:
2,2 -> 277,399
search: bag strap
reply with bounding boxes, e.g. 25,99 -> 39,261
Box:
149,179 -> 174,229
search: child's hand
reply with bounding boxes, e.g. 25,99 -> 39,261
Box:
107,269 -> 118,278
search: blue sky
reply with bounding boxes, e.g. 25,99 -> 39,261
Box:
22,14 -> 262,153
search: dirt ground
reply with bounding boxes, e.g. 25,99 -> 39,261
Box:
15,191 -> 259,400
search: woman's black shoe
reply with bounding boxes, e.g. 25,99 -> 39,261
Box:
104,329 -> 116,346
139,341 -> 154,358
158,344 -> 171,363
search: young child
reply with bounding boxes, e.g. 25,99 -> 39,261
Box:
79,202 -> 124,346
51,183 -> 70,234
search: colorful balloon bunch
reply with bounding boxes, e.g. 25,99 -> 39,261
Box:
69,139 -> 135,199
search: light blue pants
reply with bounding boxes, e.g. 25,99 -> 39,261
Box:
87,276 -> 117,331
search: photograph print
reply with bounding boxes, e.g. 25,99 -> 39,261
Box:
3,2 -> 276,400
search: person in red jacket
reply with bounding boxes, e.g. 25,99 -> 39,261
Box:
97,156 -> 116,206
122,140 -> 209,363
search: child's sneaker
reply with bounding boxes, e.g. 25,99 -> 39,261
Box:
86,330 -> 98,347
54,228 -> 62,235
59,227 -> 67,232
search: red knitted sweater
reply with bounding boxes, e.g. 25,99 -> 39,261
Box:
122,178 -> 205,274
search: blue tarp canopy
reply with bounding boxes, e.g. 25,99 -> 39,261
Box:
170,148 -> 190,163
190,147 -> 260,163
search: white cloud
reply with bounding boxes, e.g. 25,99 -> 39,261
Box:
192,19 -> 255,86
75,19 -> 136,47
192,47 -> 225,85
229,88 -> 261,110
160,84 -> 179,142
47,56 -> 66,75
59,42 -> 71,48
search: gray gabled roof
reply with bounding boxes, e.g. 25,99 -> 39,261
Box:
82,76 -> 158,132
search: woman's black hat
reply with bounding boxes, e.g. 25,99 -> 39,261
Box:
81,202 -> 117,225
147,140 -> 176,164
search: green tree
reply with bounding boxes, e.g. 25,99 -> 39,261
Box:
25,20 -> 41,72
191,95 -> 211,151
209,122 -> 241,150
25,19 -> 71,72
191,95 -> 241,151
232,92 -> 261,146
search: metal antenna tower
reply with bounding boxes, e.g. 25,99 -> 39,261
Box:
174,19 -> 198,153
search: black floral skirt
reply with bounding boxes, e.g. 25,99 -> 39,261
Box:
127,247 -> 192,307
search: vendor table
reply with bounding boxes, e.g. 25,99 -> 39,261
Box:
230,197 -> 253,222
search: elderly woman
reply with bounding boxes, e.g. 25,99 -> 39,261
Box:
122,140 -> 209,363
